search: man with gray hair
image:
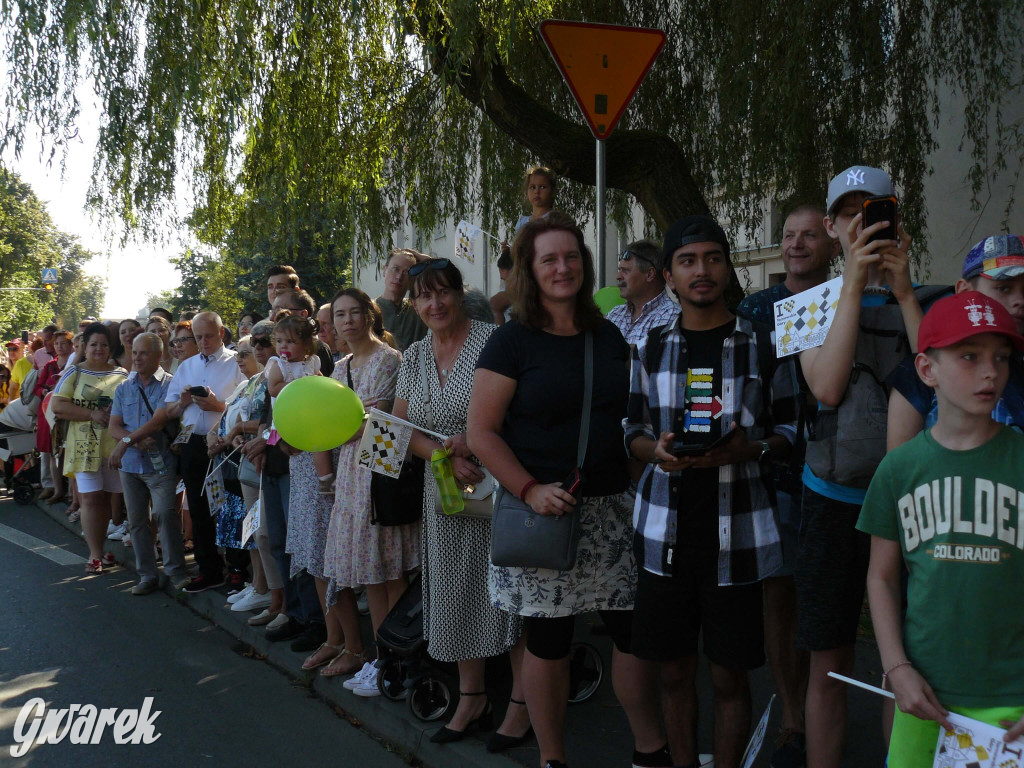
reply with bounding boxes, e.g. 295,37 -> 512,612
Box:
159,311 -> 247,593
108,333 -> 186,594
607,239 -> 679,345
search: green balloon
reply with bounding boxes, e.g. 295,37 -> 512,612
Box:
594,286 -> 626,315
274,375 -> 365,452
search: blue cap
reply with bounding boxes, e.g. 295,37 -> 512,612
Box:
962,235 -> 1024,280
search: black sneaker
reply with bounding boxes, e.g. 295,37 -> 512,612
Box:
770,729 -> 806,768
632,745 -> 673,768
183,574 -> 226,594
290,623 -> 328,652
265,617 -> 306,642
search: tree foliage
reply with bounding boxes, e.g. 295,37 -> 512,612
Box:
0,168 -> 104,336
3,0 -> 1022,272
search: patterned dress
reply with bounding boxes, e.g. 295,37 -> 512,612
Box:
324,344 -> 419,600
215,379 -> 254,551
285,365 -> 340,581
396,320 -> 522,662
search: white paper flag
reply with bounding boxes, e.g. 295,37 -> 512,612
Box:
740,695 -> 775,768
357,411 -> 413,478
203,468 -> 225,517
774,276 -> 844,358
933,713 -> 1023,768
455,220 -> 483,264
241,500 -> 261,545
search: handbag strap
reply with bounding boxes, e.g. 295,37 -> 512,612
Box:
418,341 -> 436,432
576,331 -> 593,469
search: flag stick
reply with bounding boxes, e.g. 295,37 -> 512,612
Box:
827,672 -> 895,700
368,408 -> 449,442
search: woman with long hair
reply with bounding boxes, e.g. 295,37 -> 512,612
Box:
468,213 -> 666,768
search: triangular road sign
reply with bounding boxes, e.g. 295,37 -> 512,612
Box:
540,21 -> 666,140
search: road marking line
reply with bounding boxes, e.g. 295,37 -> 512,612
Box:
0,522 -> 86,565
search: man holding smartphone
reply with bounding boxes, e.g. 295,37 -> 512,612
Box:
796,166 -> 921,768
624,216 -> 799,768
159,311 -> 247,593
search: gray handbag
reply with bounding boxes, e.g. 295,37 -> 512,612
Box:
239,456 -> 261,489
489,331 -> 592,571
420,343 -> 495,520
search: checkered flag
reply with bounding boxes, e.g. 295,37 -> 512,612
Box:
357,413 -> 413,478
455,220 -> 482,264
204,467 -> 226,517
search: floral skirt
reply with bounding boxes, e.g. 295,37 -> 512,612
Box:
488,493 -> 636,618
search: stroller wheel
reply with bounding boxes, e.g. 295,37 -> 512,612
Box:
14,485 -> 35,505
407,675 -> 452,722
377,658 -> 407,701
567,642 -> 603,704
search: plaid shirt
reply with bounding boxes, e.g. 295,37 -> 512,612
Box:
623,316 -> 799,585
606,290 -> 680,346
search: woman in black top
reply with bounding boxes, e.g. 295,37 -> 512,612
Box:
469,213 -> 666,768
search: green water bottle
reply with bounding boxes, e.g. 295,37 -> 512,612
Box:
431,448 -> 465,515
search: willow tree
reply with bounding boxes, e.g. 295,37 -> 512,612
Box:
2,0 -> 1022,269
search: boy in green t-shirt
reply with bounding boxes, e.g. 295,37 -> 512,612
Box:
858,291 -> 1024,767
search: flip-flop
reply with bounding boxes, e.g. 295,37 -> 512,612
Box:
320,649 -> 365,678
302,642 -> 344,671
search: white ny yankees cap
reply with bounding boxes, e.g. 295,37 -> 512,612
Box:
826,165 -> 894,216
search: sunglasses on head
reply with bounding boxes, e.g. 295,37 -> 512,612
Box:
620,249 -> 657,270
408,258 -> 451,277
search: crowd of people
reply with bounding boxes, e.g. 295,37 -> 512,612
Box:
4,162 -> 1024,768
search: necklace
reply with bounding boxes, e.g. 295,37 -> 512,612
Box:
435,345 -> 459,379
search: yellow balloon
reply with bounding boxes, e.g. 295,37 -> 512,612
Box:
273,376 -> 365,452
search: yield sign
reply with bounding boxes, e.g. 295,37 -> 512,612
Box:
540,20 -> 666,140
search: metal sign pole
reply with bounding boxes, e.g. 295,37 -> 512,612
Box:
596,138 -> 606,287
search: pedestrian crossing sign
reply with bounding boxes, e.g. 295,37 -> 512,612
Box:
41,268 -> 58,283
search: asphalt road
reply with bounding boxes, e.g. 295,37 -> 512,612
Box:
0,495 -> 889,767
0,498 -> 408,767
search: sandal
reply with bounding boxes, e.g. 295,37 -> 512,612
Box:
68,510 -> 81,523
320,649 -> 365,678
85,559 -> 102,574
101,553 -> 116,568
302,642 -> 344,671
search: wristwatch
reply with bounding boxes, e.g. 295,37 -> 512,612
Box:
121,436 -> 132,446
758,440 -> 770,460
262,429 -> 271,440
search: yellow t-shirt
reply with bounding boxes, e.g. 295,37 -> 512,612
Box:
55,366 -> 128,475
10,356 -> 32,394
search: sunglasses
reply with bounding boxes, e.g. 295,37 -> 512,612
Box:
620,249 -> 657,271
171,337 -> 196,346
251,337 -> 273,348
408,258 -> 450,277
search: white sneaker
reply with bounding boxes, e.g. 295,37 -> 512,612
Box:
106,521 -> 120,538
226,584 -> 253,605
351,663 -> 382,697
108,523 -> 129,541
343,661 -> 376,691
230,589 -> 273,612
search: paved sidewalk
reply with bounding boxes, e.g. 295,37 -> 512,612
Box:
33,494 -> 888,768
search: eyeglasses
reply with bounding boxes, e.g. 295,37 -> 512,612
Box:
251,337 -> 273,348
620,249 -> 657,271
171,337 -> 196,346
408,258 -> 450,277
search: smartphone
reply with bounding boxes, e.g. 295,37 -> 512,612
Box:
862,195 -> 898,243
20,330 -> 28,343
671,427 -> 740,457
188,385 -> 211,398
95,396 -> 112,410
560,468 -> 585,501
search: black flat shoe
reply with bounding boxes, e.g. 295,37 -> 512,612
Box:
429,692 -> 493,744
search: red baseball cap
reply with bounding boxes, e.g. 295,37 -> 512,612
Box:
5,339 -> 22,349
918,291 -> 1024,352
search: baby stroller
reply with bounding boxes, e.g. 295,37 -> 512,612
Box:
0,373 -> 42,505
373,574 -> 605,722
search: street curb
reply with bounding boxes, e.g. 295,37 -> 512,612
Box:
35,496 -> 522,768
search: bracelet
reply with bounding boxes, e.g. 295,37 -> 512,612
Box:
882,660 -> 913,689
519,479 -> 538,502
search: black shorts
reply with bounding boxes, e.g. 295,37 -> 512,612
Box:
794,486 -> 871,651
525,610 -> 634,660
630,548 -> 765,670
